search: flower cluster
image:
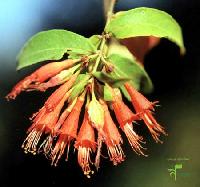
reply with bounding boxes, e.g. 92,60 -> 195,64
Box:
7,59 -> 167,178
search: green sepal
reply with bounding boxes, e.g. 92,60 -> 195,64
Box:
104,84 -> 113,101
69,74 -> 90,101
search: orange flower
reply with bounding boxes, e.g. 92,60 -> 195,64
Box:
26,73 -> 76,133
53,98 -> 77,134
6,54 -> 168,176
74,109 -> 96,178
21,90 -> 69,155
112,94 -> 146,156
6,59 -> 77,100
51,93 -> 85,166
124,83 -> 167,143
44,73 -> 77,111
101,101 -> 125,165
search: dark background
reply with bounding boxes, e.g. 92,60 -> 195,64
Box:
0,0 -> 199,187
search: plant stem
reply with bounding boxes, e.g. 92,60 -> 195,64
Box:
91,36 -> 106,73
104,0 -> 116,27
91,0 -> 116,74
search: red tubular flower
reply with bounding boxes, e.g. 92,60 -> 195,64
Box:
28,74 -> 76,130
27,70 -> 69,92
51,93 -> 85,166
101,101 -> 125,165
124,82 -> 167,143
44,73 -> 77,111
53,98 -> 77,134
112,95 -> 146,156
74,110 -> 96,178
21,90 -> 70,155
6,59 -> 77,100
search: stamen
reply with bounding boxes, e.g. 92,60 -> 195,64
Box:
107,143 -> 125,165
95,134 -> 103,170
38,135 -> 54,158
51,141 -> 66,166
142,111 -> 167,143
123,123 -> 147,156
51,135 -> 71,166
21,129 -> 43,155
144,113 -> 153,125
78,146 -> 94,178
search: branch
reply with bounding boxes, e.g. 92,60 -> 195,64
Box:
103,0 -> 116,26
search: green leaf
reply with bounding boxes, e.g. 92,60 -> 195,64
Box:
107,38 -> 136,61
93,71 -> 130,87
69,74 -> 90,101
89,35 -> 101,49
108,54 -> 153,94
67,50 -> 85,60
17,29 -> 96,70
106,40 -> 153,100
104,39 -> 153,94
104,84 -> 113,101
106,7 -> 185,54
93,39 -> 153,97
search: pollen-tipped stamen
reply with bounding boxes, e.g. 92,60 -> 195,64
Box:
38,134 -> 54,157
51,93 -> 86,166
142,111 -> 167,143
107,143 -> 125,165
100,100 -> 125,165
77,146 -> 94,178
123,123 -> 147,156
95,133 -> 103,170
21,128 -> 44,155
51,135 -> 71,166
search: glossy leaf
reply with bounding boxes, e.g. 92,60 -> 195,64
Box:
107,40 -> 153,94
106,7 -> 185,54
108,54 -> 153,93
89,35 -> 101,49
93,38 -> 153,97
93,71 -> 130,87
17,29 -> 95,70
121,36 -> 160,64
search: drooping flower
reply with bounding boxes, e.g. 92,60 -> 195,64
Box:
51,93 -> 85,166
74,109 -> 96,178
112,93 -> 146,156
124,82 -> 167,143
22,89 -> 70,154
87,95 -> 106,169
28,72 -> 76,130
53,98 -> 77,134
6,42 -> 168,177
6,59 -> 78,100
28,64 -> 81,92
44,73 -> 78,112
6,57 -> 168,177
88,97 -> 104,134
101,100 -> 125,165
